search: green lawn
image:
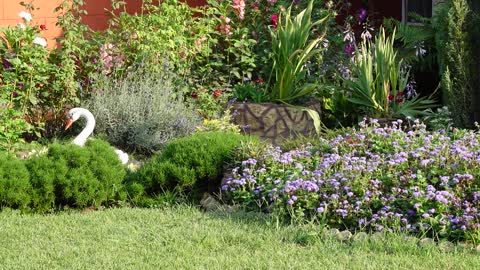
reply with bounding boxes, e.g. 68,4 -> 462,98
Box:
0,206 -> 478,270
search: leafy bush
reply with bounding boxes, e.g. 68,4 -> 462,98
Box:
423,106 -> 454,131
224,120 -> 480,242
232,82 -> 269,103
127,132 -> 255,201
84,69 -> 200,154
190,88 -> 229,120
0,106 -> 32,152
0,152 -> 31,209
27,140 -> 126,209
196,110 -> 240,134
0,2 -> 83,138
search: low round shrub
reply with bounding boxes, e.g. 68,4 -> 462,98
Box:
27,140 -> 126,209
0,152 -> 31,209
127,132 -> 256,201
25,156 -> 61,212
224,119 -> 480,242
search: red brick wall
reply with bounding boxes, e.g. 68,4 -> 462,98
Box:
0,0 -> 205,47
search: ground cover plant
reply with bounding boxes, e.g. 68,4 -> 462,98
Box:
223,119 -> 480,242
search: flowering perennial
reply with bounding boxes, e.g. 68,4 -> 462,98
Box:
224,120 -> 480,241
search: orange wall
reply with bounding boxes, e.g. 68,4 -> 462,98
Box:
0,0 -> 205,46
1,0 -> 64,43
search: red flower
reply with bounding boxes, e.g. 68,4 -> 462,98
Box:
388,94 -> 394,101
271,14 -> 278,28
255,78 -> 264,83
191,91 -> 198,99
40,24 -> 47,30
395,98 -> 403,103
213,89 -> 222,98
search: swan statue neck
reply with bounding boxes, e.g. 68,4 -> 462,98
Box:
73,109 -> 95,146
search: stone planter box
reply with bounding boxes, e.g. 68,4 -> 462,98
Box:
230,102 -> 321,144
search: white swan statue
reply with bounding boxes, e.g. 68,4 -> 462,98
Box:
65,107 -> 129,165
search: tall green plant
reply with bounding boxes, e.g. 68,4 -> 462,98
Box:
347,28 -> 436,119
269,0 -> 328,103
435,0 -> 474,127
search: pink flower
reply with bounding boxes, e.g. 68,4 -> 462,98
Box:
271,14 -> 278,28
195,36 -> 207,47
220,16 -> 231,24
217,16 -> 232,36
232,0 -> 245,20
99,43 -> 125,74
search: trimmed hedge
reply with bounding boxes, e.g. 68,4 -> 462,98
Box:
24,139 -> 126,211
0,152 -> 31,209
126,132 -> 256,202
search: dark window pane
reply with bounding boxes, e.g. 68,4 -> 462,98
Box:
407,0 -> 432,22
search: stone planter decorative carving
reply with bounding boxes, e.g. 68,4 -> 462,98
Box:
230,102 -> 321,144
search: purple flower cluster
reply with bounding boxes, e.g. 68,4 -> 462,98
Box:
357,8 -> 368,23
224,119 -> 480,241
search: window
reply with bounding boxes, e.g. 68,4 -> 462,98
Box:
402,0 -> 436,24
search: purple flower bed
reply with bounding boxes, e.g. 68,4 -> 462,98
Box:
223,119 -> 480,242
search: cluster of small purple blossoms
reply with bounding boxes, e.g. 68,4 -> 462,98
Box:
224,119 -> 480,241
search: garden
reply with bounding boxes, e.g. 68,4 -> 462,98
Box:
1,0 -> 480,267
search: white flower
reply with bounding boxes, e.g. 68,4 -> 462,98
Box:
414,42 -> 427,57
361,29 -> 372,40
16,23 -> 26,29
33,37 -> 47,47
322,39 -> 329,48
19,11 -> 32,22
343,28 -> 355,43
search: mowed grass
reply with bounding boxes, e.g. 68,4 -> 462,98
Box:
0,206 -> 479,270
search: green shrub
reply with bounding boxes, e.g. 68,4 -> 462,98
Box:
195,110 -> 240,134
84,69 -> 200,154
0,152 -> 31,209
27,140 -> 126,209
24,155 -> 60,212
435,0 -> 475,127
127,132 -> 255,201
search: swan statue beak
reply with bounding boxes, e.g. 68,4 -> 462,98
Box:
65,118 -> 73,130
